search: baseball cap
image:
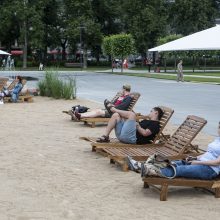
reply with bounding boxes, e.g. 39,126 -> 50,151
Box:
122,84 -> 131,91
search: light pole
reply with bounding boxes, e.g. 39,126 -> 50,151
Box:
78,26 -> 86,70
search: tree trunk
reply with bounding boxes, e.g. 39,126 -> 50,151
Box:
121,56 -> 123,73
22,20 -> 27,69
83,47 -> 87,68
61,39 -> 67,61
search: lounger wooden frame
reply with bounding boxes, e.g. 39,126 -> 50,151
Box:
0,77 -> 9,90
80,106 -> 174,152
142,175 -> 220,201
80,92 -> 141,127
97,115 -> 207,171
3,79 -> 33,103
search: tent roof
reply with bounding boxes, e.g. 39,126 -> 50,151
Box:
149,25 -> 220,52
0,50 -> 10,55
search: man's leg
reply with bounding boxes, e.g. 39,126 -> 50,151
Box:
110,107 -> 136,120
103,113 -> 121,137
161,164 -> 217,180
96,113 -> 122,142
79,109 -> 105,118
69,109 -> 105,121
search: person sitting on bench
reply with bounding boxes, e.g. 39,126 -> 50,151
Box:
127,122 -> 220,180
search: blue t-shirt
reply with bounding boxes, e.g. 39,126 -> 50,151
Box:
199,137 -> 220,174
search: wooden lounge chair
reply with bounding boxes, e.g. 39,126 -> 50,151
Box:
4,79 -> 33,103
79,92 -> 141,127
142,175 -> 220,201
0,77 -> 9,90
6,79 -> 17,90
95,115 -> 207,171
80,106 -> 174,152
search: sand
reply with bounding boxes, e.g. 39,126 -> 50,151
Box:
0,97 -> 219,220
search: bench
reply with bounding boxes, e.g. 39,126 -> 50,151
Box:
4,95 -> 33,103
142,176 -> 220,201
65,63 -> 82,68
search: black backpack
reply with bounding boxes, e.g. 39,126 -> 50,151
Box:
72,105 -> 89,113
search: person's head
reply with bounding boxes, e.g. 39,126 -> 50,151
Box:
122,84 -> 131,94
149,107 -> 164,121
179,59 -> 183,64
16,75 -> 22,83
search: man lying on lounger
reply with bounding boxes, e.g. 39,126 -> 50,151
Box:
65,84 -> 133,121
96,106 -> 163,144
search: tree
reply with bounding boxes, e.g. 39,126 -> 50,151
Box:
157,34 -> 183,46
121,0 -> 168,57
170,0 -> 218,35
64,0 -> 103,68
0,0 -> 21,51
104,34 -> 135,72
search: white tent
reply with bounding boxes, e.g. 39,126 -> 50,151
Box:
149,25 -> 220,52
0,50 -> 10,55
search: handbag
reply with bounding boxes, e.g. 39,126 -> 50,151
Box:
142,154 -> 176,179
72,105 -> 89,113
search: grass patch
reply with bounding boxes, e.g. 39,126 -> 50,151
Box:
38,69 -> 76,99
108,72 -> 220,84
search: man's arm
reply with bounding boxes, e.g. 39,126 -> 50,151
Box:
136,123 -> 152,137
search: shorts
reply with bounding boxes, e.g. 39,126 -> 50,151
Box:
115,119 -> 137,144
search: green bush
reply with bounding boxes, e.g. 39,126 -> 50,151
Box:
38,70 -> 76,99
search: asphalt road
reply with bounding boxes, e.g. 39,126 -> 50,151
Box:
1,71 -> 219,136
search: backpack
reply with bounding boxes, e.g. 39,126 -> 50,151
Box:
72,105 -> 89,113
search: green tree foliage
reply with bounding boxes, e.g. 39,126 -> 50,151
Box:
121,0 -> 168,56
64,0 -> 103,67
111,34 -> 135,59
170,0 -> 218,35
157,34 -> 183,46
102,36 -> 113,57
103,34 -> 135,72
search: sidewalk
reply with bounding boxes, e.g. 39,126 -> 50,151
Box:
98,68 -> 220,79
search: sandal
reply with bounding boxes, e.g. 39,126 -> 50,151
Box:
74,111 -> 81,121
96,135 -> 110,143
104,102 -> 114,116
104,99 -> 111,106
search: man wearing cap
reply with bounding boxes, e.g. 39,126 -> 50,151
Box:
68,84 -> 132,121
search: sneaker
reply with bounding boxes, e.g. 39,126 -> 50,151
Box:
126,156 -> 139,171
141,163 -> 162,177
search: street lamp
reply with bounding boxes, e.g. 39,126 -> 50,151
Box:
78,25 -> 86,70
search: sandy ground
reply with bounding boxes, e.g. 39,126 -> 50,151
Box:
0,97 -> 219,220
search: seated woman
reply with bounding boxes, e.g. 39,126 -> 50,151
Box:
67,84 -> 133,121
127,122 -> 220,180
0,76 -> 23,103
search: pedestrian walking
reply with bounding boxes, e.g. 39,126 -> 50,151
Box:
39,62 -> 44,71
177,59 -> 184,82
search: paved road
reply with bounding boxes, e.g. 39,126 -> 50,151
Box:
1,70 -> 219,136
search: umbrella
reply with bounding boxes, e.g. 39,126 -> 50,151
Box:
0,50 -> 11,55
149,25 -> 220,52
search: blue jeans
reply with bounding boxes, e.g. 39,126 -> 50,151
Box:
11,93 -> 19,102
161,160 -> 218,180
115,119 -> 137,144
